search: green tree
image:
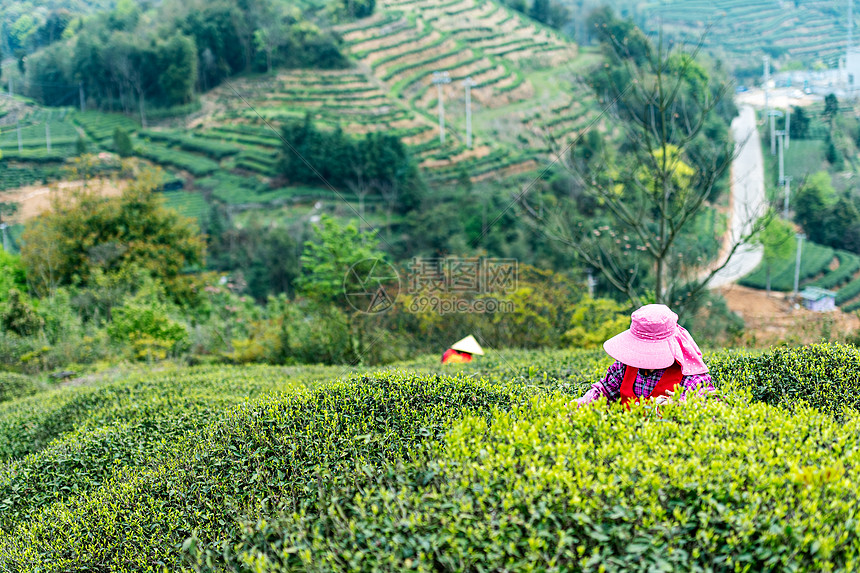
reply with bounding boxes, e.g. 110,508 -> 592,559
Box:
825,134 -> 841,166
789,106 -> 810,139
823,196 -> 860,251
21,166 -> 205,298
343,0 -> 375,19
113,127 -> 134,157
208,216 -> 300,301
531,12 -> 751,317
0,289 -> 43,337
530,0 -> 551,24
757,215 -> 794,295
563,296 -> 629,348
794,171 -> 834,241
0,251 -> 27,302
297,215 -> 384,306
824,93 -> 839,128
297,215 -> 389,364
108,280 -> 188,361
157,33 -> 197,105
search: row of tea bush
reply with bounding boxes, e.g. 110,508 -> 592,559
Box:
2,343 -> 860,571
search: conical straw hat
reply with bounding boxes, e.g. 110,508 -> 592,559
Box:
450,335 -> 484,355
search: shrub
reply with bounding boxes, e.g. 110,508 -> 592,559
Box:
108,287 -> 189,361
0,372 -> 41,403
1,290 -> 44,337
708,342 -> 860,419
113,127 -> 134,157
563,296 -> 630,348
0,371 -> 527,570
210,393 -> 860,573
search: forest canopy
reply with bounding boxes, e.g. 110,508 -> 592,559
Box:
15,0 -> 348,113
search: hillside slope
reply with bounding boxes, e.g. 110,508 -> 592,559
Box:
626,0 -> 851,71
197,0 -> 595,188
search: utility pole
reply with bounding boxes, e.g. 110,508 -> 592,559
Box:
46,122 -> 51,151
783,176 -> 793,219
7,76 -> 11,98
586,268 -> 596,297
463,76 -> 477,148
794,233 -> 806,300
432,71 -> 451,144
769,110 -> 783,155
763,56 -> 770,122
79,81 -> 86,113
16,121 -> 22,153
0,223 -> 7,252
777,129 -> 786,182
785,105 -> 790,148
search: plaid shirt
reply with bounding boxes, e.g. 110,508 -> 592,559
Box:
577,360 -> 715,405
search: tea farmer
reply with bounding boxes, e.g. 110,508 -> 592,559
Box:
574,304 -> 715,408
441,335 -> 484,364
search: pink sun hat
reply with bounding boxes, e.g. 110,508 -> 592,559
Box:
602,304 -> 708,375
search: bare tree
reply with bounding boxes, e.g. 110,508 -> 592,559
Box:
522,24 -> 765,316
346,169 -> 373,236
252,6 -> 291,75
105,34 -> 147,126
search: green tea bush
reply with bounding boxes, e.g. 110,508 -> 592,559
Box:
741,241 -> 834,291
808,250 -> 860,290
227,395 -> 860,573
137,143 -> 219,176
708,343 -> 860,419
836,275 -> 860,305
0,372 -> 41,403
3,345 -> 860,571
0,371 -> 527,571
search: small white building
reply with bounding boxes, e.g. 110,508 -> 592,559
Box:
799,287 -> 837,312
846,47 -> 860,92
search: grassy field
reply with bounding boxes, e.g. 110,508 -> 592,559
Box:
1,343 -> 860,570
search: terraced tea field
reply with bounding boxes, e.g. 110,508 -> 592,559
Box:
740,240 -> 860,310
335,0 -> 585,179
641,0 -> 852,68
1,0 -> 603,229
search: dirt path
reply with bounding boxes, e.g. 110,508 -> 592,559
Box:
720,284 -> 860,346
0,179 -> 126,223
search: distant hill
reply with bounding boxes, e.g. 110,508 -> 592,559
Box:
201,0 -> 596,189
0,0 -> 118,55
563,0 -> 854,77
0,0 -> 603,234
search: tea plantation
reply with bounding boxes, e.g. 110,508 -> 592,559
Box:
740,240 -> 860,310
2,343 -> 860,571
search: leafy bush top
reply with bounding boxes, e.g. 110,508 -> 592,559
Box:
1,344 -> 860,571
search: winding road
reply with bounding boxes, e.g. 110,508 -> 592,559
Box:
708,105 -> 766,289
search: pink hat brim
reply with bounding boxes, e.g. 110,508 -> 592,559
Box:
603,329 -> 675,370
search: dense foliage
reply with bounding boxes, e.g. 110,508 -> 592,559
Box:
19,166 -> 205,298
0,344 -> 858,570
17,0 -> 347,113
280,118 -> 424,214
499,0 -> 570,29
